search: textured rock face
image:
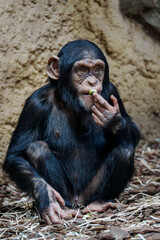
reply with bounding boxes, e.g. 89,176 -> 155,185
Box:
120,0 -> 160,34
0,0 -> 160,164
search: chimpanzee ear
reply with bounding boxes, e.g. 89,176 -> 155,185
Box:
46,55 -> 60,80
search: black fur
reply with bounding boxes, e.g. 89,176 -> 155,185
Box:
3,40 -> 140,212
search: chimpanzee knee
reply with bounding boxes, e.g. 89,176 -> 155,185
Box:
26,141 -> 67,196
26,141 -> 49,169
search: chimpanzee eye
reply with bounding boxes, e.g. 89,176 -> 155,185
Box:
79,66 -> 87,74
93,66 -> 102,74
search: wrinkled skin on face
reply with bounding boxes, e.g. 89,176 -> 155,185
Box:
72,58 -> 105,110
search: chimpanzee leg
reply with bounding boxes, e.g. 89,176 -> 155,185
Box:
84,145 -> 134,206
26,141 -> 69,202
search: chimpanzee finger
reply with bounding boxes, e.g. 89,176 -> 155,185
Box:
110,95 -> 119,110
70,209 -> 83,218
41,212 -> 52,225
92,106 -> 107,123
51,203 -> 72,220
62,213 -> 73,220
60,209 -> 83,220
94,103 -> 111,119
92,93 -> 112,111
57,209 -> 82,220
92,113 -> 104,127
59,208 -> 82,220
52,189 -> 65,207
59,209 -> 72,220
48,211 -> 63,224
44,204 -> 64,224
81,206 -> 92,214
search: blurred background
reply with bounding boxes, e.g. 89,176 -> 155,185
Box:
0,0 -> 160,166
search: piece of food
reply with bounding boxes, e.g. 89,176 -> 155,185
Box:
89,90 -> 97,95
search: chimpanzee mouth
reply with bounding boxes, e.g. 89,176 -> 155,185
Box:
82,93 -> 90,96
82,91 -> 98,96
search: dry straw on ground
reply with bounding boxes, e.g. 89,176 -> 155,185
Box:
0,141 -> 160,240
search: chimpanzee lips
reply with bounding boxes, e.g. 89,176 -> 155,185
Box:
82,93 -> 90,96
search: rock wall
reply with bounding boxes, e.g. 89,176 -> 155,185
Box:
0,0 -> 160,164
120,0 -> 160,36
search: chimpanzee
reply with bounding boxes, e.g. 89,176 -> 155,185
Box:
3,40 -> 140,224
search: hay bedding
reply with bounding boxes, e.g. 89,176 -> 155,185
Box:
0,141 -> 159,240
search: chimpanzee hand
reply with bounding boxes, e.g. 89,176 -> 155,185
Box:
91,93 -> 122,132
41,185 -> 82,225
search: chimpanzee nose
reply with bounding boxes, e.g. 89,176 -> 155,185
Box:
88,77 -> 98,86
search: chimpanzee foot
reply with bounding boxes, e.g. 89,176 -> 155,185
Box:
81,201 -> 119,214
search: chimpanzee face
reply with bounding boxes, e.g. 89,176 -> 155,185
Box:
46,52 -> 105,111
71,57 -> 105,110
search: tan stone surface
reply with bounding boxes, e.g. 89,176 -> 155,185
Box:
0,0 -> 160,164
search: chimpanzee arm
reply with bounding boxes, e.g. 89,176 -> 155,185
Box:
106,82 -> 140,147
3,89 -> 81,224
3,89 -> 57,212
101,121 -> 139,200
90,84 -> 140,202
105,86 -> 140,196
